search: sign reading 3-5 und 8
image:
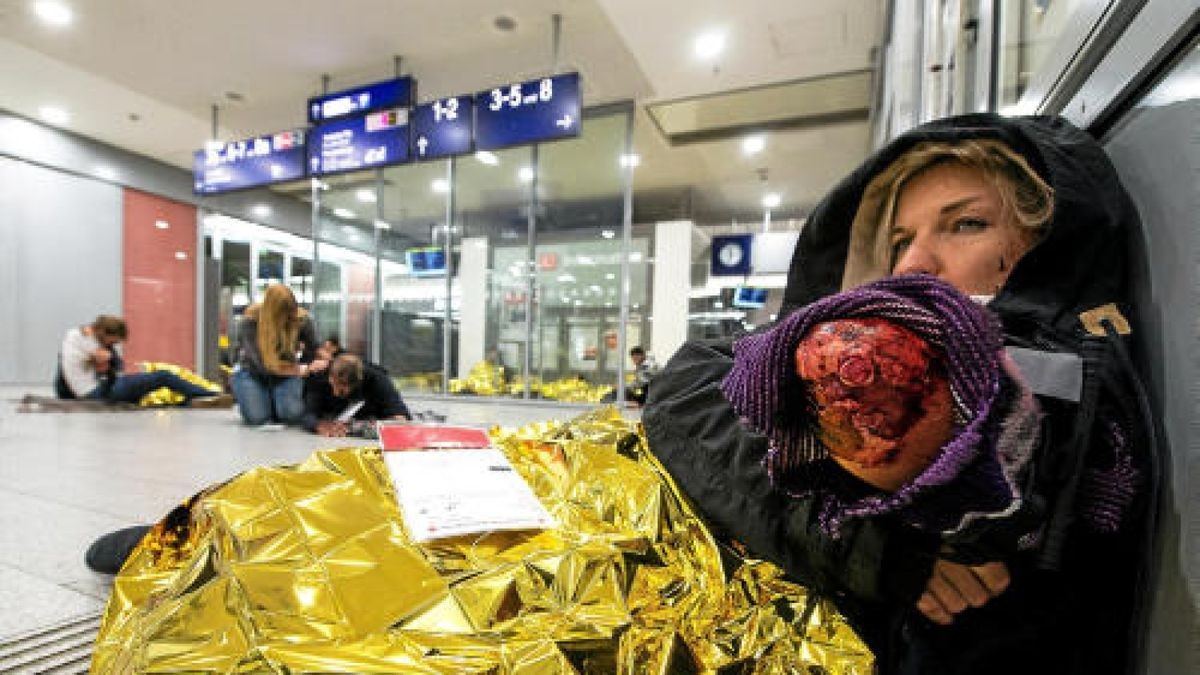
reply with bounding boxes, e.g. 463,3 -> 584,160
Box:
411,95 -> 474,161
193,129 -> 306,194
474,72 -> 581,151
309,108 -> 410,176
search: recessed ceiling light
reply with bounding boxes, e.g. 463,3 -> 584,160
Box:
94,166 -> 118,181
474,151 -> 499,166
742,134 -> 766,155
355,189 -> 377,203
252,205 -> 271,219
431,178 -> 450,194
518,167 -> 534,183
601,229 -> 615,239
334,208 -> 355,219
762,193 -> 782,209
33,0 -> 72,27
605,273 -> 616,280
154,219 -> 170,230
174,251 -> 188,261
619,153 -> 641,168
38,105 -> 69,126
693,30 -> 726,60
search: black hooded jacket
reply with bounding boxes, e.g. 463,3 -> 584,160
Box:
643,114 -> 1151,675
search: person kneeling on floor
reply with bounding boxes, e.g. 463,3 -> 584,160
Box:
56,315 -> 230,407
303,354 -> 411,437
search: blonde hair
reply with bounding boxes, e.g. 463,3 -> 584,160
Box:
245,284 -> 306,373
842,140 -> 1055,289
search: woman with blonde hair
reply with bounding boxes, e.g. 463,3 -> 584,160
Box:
230,284 -> 320,425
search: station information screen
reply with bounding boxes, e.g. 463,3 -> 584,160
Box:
474,72 -> 581,150
406,247 -> 446,277
308,108 -> 410,176
308,77 -> 414,124
192,129 -> 306,194
411,95 -> 474,161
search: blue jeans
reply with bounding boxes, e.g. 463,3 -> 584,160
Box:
89,371 -> 217,404
230,368 -> 304,425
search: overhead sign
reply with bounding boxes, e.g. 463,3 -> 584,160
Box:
308,108 -> 410,176
474,72 -> 581,151
308,77 -> 414,123
411,95 -> 473,160
711,234 -> 753,276
192,129 -> 306,194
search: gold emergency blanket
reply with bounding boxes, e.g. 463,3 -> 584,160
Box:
136,361 -> 223,407
92,409 -> 873,673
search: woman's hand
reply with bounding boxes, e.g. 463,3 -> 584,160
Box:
916,559 -> 1010,624
307,359 -> 329,375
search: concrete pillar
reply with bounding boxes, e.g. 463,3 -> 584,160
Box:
458,236 -> 489,376
651,220 -> 693,364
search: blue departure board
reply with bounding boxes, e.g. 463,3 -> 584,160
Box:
308,77 -> 414,123
192,129 -> 306,194
411,95 -> 473,160
474,73 -> 581,150
308,109 -> 410,176
406,247 -> 446,277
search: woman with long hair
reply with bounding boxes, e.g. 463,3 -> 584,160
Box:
230,284 -> 319,425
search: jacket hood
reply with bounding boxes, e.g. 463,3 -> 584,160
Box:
781,114 -> 1141,337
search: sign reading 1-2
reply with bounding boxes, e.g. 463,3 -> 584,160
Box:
474,72 -> 581,151
411,95 -> 473,161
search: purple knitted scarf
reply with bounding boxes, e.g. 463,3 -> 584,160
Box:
721,275 -> 1040,537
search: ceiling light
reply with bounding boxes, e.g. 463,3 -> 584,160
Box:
619,153 -> 641,168
431,178 -> 450,194
557,274 -> 576,283
252,204 -> 271,219
174,251 -> 188,261
741,134 -> 766,155
605,273 -> 615,280
334,207 -> 355,219
38,105 -> 69,126
33,0 -> 72,27
762,193 -> 782,209
693,30 -> 726,60
475,151 -> 499,166
94,166 -> 118,181
374,220 -> 390,230
518,167 -> 534,183
355,189 -> 377,203
601,229 -> 615,239
154,219 -> 170,230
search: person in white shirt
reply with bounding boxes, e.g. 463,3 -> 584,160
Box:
56,315 -> 228,405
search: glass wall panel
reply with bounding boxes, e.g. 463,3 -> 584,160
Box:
379,159 -> 453,393
313,170 -> 380,357
997,0 -> 1090,109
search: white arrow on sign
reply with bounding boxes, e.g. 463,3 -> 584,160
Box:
556,114 -> 573,129
416,136 -> 429,156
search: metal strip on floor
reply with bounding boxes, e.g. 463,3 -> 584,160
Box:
0,612 -> 101,674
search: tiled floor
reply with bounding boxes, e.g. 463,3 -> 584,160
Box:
0,385 -> 628,641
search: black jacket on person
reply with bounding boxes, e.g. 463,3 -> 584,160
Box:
302,361 -> 410,432
643,114 -> 1156,675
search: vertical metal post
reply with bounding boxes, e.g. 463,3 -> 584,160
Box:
615,109 -> 635,405
551,14 -> 562,74
372,169 -> 383,364
443,158 -> 455,394
312,74 -> 330,338
523,146 -> 538,399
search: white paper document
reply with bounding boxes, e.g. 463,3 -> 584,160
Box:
384,447 -> 556,542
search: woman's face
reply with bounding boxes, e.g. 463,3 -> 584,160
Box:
889,162 -> 1035,296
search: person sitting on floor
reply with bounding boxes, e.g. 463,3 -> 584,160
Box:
56,315 -> 230,406
303,353 -> 411,437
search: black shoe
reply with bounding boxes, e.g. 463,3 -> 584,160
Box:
85,524 -> 152,574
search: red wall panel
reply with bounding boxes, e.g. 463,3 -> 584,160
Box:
122,189 -> 196,370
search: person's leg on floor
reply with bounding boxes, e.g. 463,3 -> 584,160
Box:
231,368 -> 274,425
85,524 -> 152,574
107,370 -> 218,404
272,376 -> 305,425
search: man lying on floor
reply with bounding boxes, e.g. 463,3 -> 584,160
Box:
303,353 -> 410,437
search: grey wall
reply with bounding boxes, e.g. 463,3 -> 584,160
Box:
0,156 -> 122,384
1105,98 -> 1200,674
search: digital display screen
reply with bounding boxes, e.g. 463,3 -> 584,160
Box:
308,108 -> 410,176
411,95 -> 474,160
192,130 -> 306,194
732,286 -> 768,309
406,247 -> 446,277
474,72 -> 581,150
307,77 -> 414,123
